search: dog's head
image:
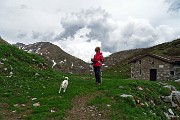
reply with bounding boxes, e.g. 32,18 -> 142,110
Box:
64,77 -> 68,80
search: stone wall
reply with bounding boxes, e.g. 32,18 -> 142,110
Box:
130,56 -> 180,81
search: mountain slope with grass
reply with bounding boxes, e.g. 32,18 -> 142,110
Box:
13,42 -> 92,74
0,36 -> 9,45
0,43 -> 95,119
147,38 -> 180,57
0,39 -> 180,120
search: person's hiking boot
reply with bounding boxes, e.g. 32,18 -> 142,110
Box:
96,82 -> 101,85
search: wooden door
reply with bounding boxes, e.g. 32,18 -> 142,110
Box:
150,69 -> 157,81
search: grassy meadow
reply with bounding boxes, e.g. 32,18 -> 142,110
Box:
0,44 -> 180,120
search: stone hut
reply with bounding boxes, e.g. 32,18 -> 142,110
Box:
129,54 -> 180,81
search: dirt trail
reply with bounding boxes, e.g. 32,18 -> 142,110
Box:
0,102 -> 32,120
64,93 -> 109,120
0,94 -> 110,120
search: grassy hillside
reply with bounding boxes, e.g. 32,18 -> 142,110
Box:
0,44 -> 95,119
103,60 -> 130,79
0,37 -> 9,45
0,43 -> 180,120
90,78 -> 180,120
148,38 -> 180,57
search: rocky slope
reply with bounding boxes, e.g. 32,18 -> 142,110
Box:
0,36 -> 9,45
14,42 -> 92,74
104,48 -> 144,69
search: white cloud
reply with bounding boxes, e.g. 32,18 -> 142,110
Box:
53,27 -> 111,62
0,0 -> 180,62
155,25 -> 176,43
54,8 -> 178,56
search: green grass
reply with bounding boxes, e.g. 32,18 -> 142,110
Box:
103,61 -> 130,79
0,44 -> 180,120
89,78 -> 180,120
0,72 -> 97,119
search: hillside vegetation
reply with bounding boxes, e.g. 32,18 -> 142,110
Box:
148,38 -> 180,57
0,37 -> 9,45
0,41 -> 180,119
0,44 -> 97,119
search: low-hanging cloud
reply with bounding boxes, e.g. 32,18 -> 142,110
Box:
55,8 -> 112,41
54,8 -> 178,55
165,0 -> 180,12
17,32 -> 27,39
31,31 -> 55,41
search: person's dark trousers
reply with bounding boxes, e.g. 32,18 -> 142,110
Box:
93,66 -> 101,83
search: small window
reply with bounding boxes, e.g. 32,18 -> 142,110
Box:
170,71 -> 175,76
152,60 -> 154,64
139,60 -> 141,64
149,59 -> 154,64
140,69 -> 141,75
134,60 -> 136,63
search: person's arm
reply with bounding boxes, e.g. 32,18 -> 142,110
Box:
101,55 -> 104,64
91,58 -> 94,62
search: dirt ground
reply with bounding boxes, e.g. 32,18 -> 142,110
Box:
0,102 -> 32,120
64,93 -> 110,120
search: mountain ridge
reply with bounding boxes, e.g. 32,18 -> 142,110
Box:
0,36 -> 9,45
13,42 -> 92,74
2,36 -> 179,76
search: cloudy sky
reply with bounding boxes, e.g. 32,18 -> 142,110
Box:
0,0 -> 180,62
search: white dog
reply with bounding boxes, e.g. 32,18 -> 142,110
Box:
59,77 -> 68,93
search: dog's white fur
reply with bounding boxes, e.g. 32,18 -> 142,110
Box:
59,77 -> 68,93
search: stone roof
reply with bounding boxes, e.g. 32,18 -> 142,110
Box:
128,54 -> 180,64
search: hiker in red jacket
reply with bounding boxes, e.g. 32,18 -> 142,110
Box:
91,47 -> 104,85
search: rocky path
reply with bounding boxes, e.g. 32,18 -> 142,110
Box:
64,93 -> 110,120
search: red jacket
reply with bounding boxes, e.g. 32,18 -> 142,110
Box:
91,52 -> 104,66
